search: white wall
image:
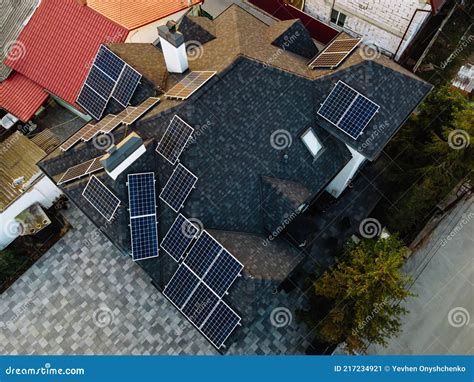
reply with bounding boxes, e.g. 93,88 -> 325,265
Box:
0,175 -> 62,249
125,9 -> 190,43
305,0 -> 431,58
325,145 -> 366,198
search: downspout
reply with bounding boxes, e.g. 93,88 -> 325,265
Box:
394,8 -> 431,62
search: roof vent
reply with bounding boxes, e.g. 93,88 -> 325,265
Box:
158,20 -> 188,73
12,176 -> 25,187
100,132 -> 146,180
107,145 -> 117,154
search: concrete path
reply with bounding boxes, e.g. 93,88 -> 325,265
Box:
368,196 -> 474,355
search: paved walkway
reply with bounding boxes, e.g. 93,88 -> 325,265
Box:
0,207 -> 216,355
368,195 -> 474,355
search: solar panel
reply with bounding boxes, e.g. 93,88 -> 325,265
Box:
203,249 -> 243,297
87,157 -> 104,173
92,114 -> 116,133
130,215 -> 159,260
163,264 -> 200,308
77,45 -> 142,120
318,81 -> 357,125
165,71 -> 216,100
86,65 -> 116,99
127,173 -> 156,217
82,175 -> 120,221
309,37 -> 361,69
201,301 -> 240,348
127,172 -> 159,261
184,231 -> 222,277
156,115 -> 194,165
121,97 -> 160,125
183,283 -> 219,326
317,81 -> 379,139
159,164 -> 197,212
113,65 -> 142,106
160,214 -> 199,262
163,264 -> 242,349
95,45 -> 125,81
57,155 -> 104,185
99,107 -> 135,134
338,96 -> 380,139
76,84 -> 108,120
60,123 -> 95,151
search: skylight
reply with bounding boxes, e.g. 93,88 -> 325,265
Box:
301,128 -> 322,157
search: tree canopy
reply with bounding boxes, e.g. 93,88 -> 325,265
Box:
306,236 -> 413,354
378,86 -> 473,237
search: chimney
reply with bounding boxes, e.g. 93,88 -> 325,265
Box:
158,20 -> 188,73
77,0 -> 87,6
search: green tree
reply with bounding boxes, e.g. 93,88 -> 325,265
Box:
308,236 -> 413,354
378,86 -> 473,237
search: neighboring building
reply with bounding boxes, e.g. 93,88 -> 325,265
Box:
0,73 -> 48,124
87,0 -> 203,43
1,0 -> 128,120
40,4 -> 431,351
304,0 -> 446,60
0,132 -> 62,249
0,0 -> 42,125
452,63 -> 473,94
0,0 -> 39,81
0,0 -> 201,121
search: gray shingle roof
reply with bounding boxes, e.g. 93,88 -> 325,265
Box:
1,0 -> 39,80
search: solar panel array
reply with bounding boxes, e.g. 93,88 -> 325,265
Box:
57,156 -> 104,185
159,164 -> 197,212
163,229 -> 244,348
160,214 -> 199,262
127,173 -> 159,261
309,37 -> 361,69
60,106 -> 137,151
76,45 -> 142,120
82,175 -> 121,221
164,263 -> 241,349
317,81 -> 379,139
121,97 -> 160,125
184,231 -> 243,297
165,71 -> 216,100
156,115 -> 194,164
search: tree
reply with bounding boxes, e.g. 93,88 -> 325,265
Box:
307,236 -> 413,354
377,86 -> 473,237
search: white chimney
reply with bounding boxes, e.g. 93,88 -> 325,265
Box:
158,20 -> 188,73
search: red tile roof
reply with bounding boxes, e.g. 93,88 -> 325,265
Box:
88,0 -> 203,31
0,72 -> 48,122
4,0 -> 128,108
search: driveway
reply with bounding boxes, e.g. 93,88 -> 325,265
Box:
368,195 -> 473,355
